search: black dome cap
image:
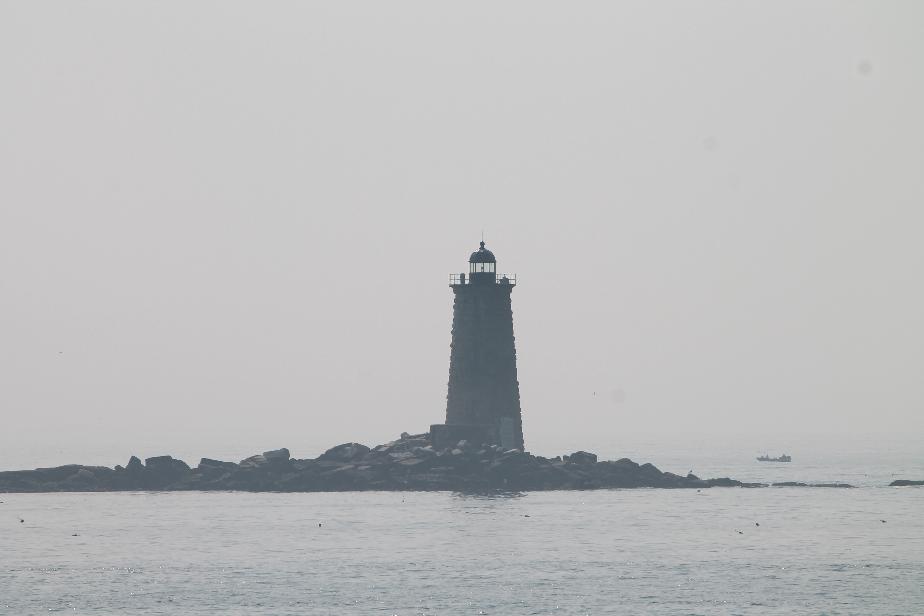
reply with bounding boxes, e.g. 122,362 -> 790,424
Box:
469,241 -> 496,263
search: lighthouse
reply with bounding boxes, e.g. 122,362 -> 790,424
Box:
430,241 -> 524,451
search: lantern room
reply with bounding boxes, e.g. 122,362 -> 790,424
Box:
469,241 -> 497,281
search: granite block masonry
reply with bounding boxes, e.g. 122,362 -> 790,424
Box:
431,241 -> 524,450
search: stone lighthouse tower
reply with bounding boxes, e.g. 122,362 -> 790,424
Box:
430,241 -> 524,451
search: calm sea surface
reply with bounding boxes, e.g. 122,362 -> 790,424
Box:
1,439 -> 922,615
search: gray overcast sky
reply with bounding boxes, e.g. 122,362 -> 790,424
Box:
1,1 -> 922,467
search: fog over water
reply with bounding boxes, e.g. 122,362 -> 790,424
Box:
2,2 -> 923,469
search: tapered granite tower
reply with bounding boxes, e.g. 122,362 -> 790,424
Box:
430,242 -> 524,451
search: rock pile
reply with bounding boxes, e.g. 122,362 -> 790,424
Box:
889,479 -> 924,487
0,433 -> 762,493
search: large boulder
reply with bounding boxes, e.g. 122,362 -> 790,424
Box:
371,434 -> 430,455
198,458 -> 238,471
262,448 -> 290,461
563,451 -> 597,465
772,481 -> 853,488
133,455 -> 191,488
610,458 -> 640,470
125,456 -> 145,475
195,458 -> 238,485
319,443 -> 370,462
145,456 -> 191,474
239,454 -> 267,468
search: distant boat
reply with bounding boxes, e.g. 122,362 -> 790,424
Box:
757,453 -> 791,462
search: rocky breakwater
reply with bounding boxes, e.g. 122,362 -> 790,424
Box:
0,433 -> 761,493
889,479 -> 924,487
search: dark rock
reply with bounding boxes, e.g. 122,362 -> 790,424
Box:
412,446 -> 437,458
388,451 -> 416,463
372,436 -> 430,456
704,477 -> 744,487
125,456 -> 144,473
0,431 -> 816,494
141,456 -> 191,488
63,468 -> 98,488
198,458 -> 237,470
772,481 -> 853,488
196,459 -> 238,486
145,456 -> 190,473
563,451 -> 597,465
319,443 -> 371,462
430,424 -> 490,451
262,448 -> 290,461
239,454 -> 267,468
890,479 -> 924,487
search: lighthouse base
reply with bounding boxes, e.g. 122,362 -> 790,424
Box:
430,422 -> 521,451
430,424 -> 492,451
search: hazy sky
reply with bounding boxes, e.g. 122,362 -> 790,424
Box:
2,2 -> 922,467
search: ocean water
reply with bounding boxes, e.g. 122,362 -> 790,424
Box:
1,489 -> 923,614
2,438 -> 923,615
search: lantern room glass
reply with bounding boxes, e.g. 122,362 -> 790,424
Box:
470,262 -> 495,274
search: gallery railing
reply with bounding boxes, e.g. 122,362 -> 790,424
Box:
449,273 -> 517,286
